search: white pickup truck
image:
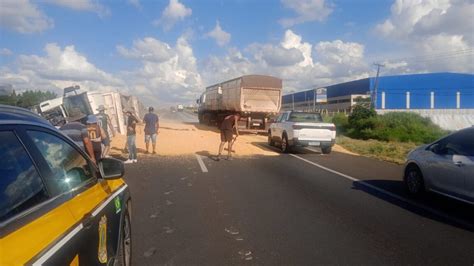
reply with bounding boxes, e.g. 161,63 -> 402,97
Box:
268,111 -> 336,154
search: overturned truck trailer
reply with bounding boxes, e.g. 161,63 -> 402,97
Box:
197,75 -> 282,132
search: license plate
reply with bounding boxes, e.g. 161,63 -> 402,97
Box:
309,142 -> 320,146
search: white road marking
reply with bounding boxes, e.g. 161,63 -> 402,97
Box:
195,154 -> 208,173
32,224 -> 83,265
289,153 -> 473,229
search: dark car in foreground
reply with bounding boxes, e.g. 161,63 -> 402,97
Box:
0,105 -> 132,265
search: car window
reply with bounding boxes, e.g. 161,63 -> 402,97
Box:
0,131 -> 49,222
444,129 -> 474,156
27,130 -> 95,195
288,113 -> 323,122
276,114 -> 283,123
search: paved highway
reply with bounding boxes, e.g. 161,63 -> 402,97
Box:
123,111 -> 474,265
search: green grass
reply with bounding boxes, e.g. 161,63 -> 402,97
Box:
336,136 -> 419,164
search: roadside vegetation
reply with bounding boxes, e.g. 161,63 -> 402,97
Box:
327,105 -> 448,164
0,90 -> 57,109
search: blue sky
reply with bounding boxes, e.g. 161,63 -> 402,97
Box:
0,0 -> 472,105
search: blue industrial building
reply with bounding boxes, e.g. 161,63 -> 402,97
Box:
282,73 -> 474,130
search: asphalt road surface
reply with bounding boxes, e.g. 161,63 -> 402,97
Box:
123,111 -> 474,265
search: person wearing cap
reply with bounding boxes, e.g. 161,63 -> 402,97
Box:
124,110 -> 139,164
96,105 -> 115,158
143,106 -> 159,154
86,115 -> 107,161
59,114 -> 97,163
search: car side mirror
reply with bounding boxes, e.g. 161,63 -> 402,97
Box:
269,118 -> 275,123
98,158 -> 124,179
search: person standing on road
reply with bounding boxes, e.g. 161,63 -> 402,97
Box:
60,114 -> 97,163
96,105 -> 115,158
143,106 -> 159,154
86,115 -> 107,162
217,113 -> 241,161
124,110 -> 139,164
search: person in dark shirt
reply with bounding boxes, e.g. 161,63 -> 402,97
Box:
217,113 -> 240,161
59,115 -> 97,163
124,110 -> 139,164
96,105 -> 115,158
143,106 -> 159,154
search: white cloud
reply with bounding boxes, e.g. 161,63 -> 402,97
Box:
43,0 -> 110,16
314,40 -> 368,78
0,48 -> 13,56
153,0 -> 192,31
118,36 -> 203,103
128,0 -> 141,9
202,31 -> 369,93
281,29 -> 314,67
259,45 -> 304,67
117,38 -> 175,62
0,0 -> 53,33
280,0 -> 333,27
375,0 -> 474,73
206,21 -> 231,47
0,43 -> 123,92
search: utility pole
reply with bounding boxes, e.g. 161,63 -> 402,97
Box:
292,94 -> 295,110
372,63 -> 385,109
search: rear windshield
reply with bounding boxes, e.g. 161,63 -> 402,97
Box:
288,113 -> 323,122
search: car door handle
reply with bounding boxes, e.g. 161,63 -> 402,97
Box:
454,161 -> 464,167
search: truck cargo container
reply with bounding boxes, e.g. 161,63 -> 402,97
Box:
197,75 -> 282,132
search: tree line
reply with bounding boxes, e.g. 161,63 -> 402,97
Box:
0,90 -> 58,109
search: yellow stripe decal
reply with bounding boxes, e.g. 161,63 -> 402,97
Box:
0,179 -> 126,265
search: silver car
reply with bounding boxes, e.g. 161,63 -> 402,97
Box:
404,127 -> 474,204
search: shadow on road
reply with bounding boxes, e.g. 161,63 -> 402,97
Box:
183,122 -> 221,133
352,179 -> 474,232
160,126 -> 194,131
250,141 -> 324,155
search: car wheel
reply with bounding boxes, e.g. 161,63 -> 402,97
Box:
404,165 -> 424,196
281,134 -> 291,153
321,146 -> 332,154
115,201 -> 132,266
268,131 -> 275,146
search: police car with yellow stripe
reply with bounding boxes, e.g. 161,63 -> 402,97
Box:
0,105 -> 132,265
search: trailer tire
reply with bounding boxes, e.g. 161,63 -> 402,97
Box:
268,130 -> 275,146
281,134 -> 291,153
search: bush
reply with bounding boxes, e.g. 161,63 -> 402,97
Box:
343,105 -> 447,144
376,112 -> 447,143
331,113 -> 349,134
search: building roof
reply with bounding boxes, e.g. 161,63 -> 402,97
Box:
283,72 -> 474,101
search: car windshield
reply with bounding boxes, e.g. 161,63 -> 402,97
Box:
288,113 -> 323,122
